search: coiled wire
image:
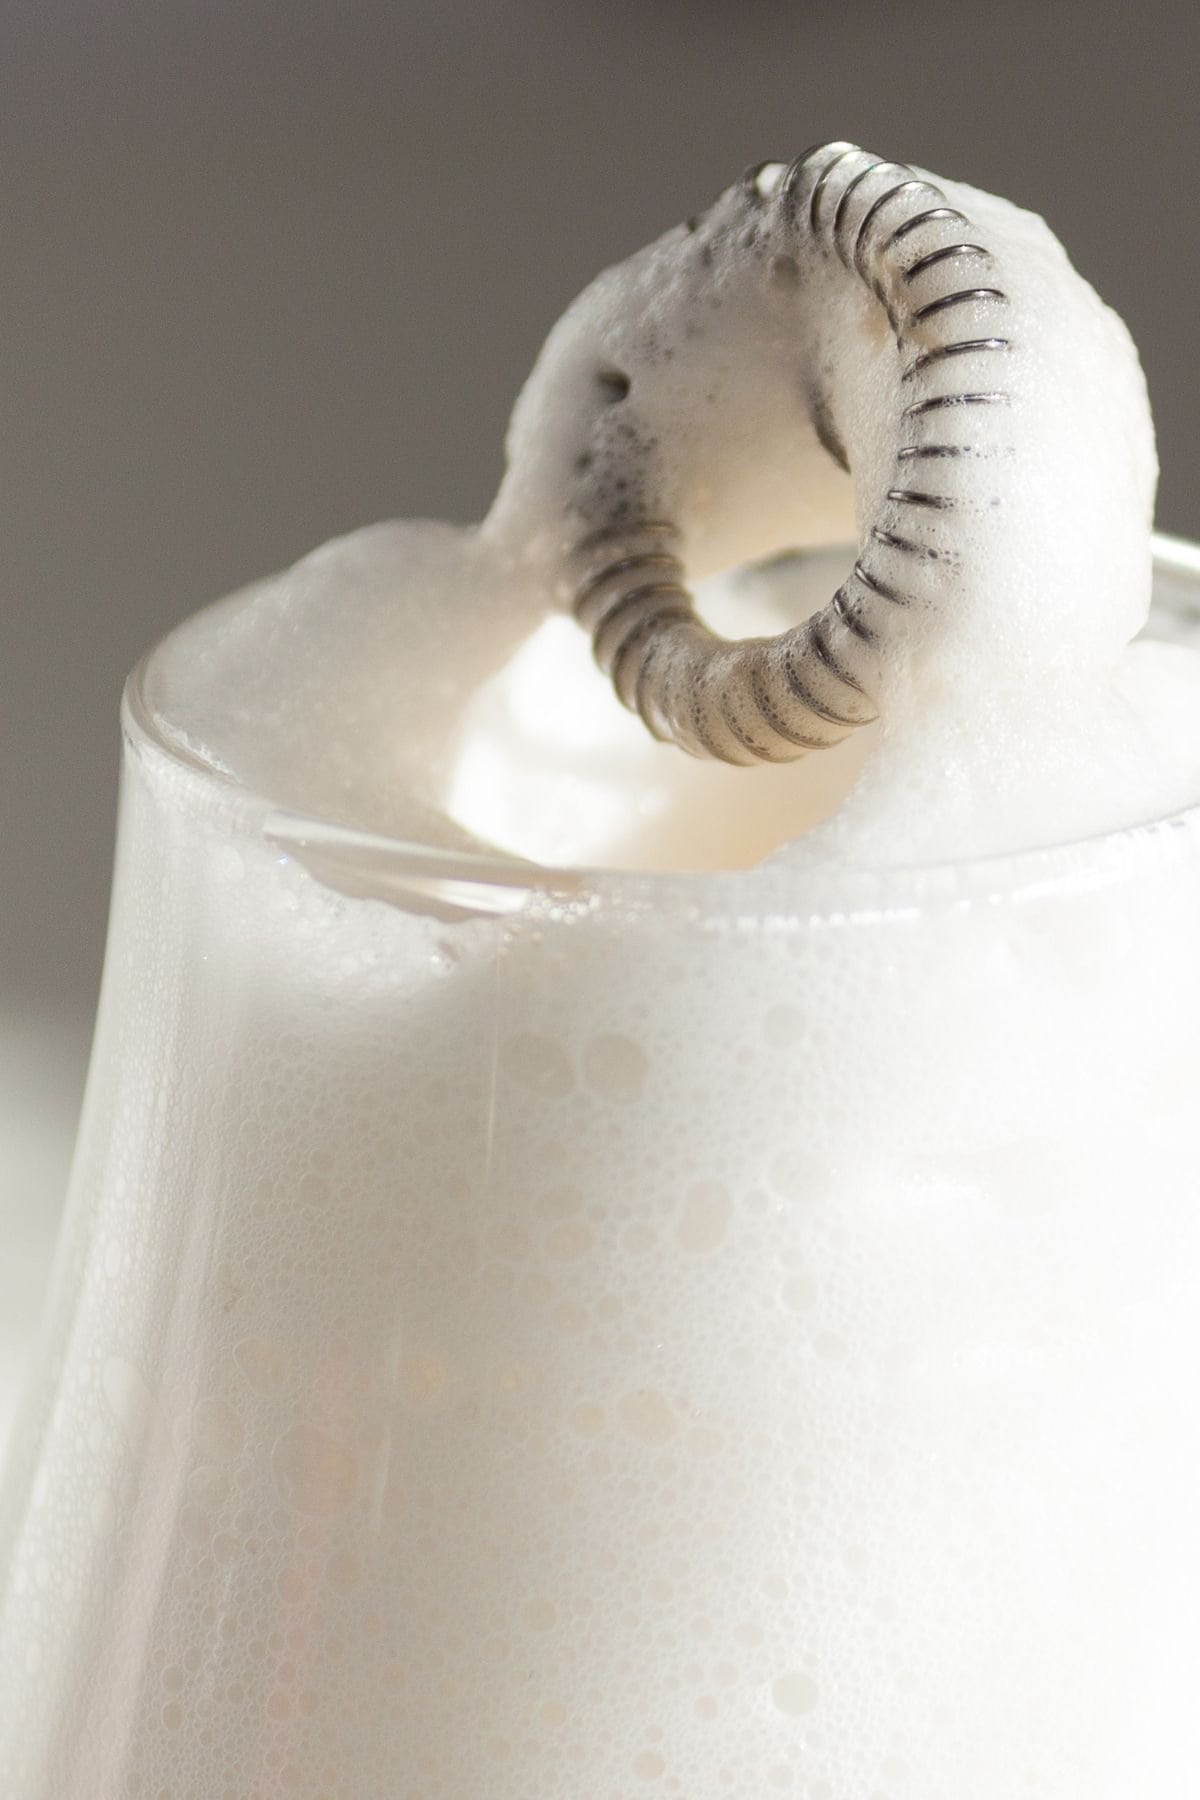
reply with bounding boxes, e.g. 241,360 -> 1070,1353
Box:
567,143 -> 1014,765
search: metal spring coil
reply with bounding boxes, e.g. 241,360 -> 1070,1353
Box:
568,142 -> 1014,765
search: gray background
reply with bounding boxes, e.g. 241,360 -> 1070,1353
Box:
0,0 -> 1196,1031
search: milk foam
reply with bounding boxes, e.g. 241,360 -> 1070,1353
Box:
132,162 -> 1200,875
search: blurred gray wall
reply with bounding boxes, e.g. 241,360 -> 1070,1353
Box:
2,0 -> 1198,1026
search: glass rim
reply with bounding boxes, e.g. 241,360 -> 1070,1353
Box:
121,532 -> 1200,924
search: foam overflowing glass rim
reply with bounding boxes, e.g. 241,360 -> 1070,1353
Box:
122,533 -> 1200,926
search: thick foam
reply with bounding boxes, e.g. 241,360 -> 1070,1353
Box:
135,514 -> 1200,874
134,159 -> 1200,873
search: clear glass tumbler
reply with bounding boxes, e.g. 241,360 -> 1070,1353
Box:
2,540 -> 1199,1798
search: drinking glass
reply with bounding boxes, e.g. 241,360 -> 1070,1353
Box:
2,539 -> 1199,1798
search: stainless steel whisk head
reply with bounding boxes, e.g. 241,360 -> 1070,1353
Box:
565,142 -> 1015,766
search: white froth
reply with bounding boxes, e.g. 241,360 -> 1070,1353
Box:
136,161 -> 1200,873
483,161 -> 1193,864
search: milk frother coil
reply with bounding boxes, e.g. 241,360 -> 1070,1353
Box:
567,142 -> 1016,765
